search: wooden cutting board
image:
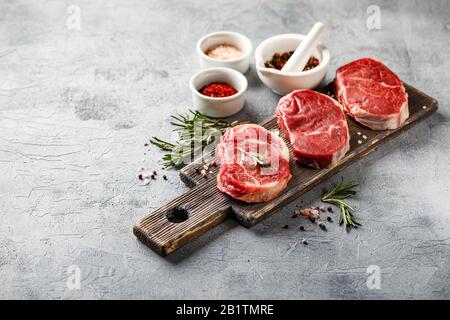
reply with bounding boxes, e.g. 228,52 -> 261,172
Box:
134,83 -> 438,256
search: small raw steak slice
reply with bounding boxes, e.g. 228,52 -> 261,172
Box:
335,57 -> 409,130
276,89 -> 350,169
216,124 -> 291,203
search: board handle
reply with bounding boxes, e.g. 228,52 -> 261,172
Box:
133,180 -> 231,256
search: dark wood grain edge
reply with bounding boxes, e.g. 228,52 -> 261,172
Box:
179,170 -> 199,188
134,209 -> 230,256
133,222 -> 166,255
404,82 -> 439,108
133,177 -> 233,256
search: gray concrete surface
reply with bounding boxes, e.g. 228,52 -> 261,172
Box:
0,0 -> 449,299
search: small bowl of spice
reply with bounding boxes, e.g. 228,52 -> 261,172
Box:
190,67 -> 247,118
254,33 -> 330,95
197,31 -> 252,73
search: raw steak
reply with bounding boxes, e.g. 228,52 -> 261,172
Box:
216,124 -> 291,203
335,57 -> 409,130
276,89 -> 350,169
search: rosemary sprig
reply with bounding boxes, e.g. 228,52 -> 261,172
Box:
150,110 -> 239,169
149,137 -> 175,151
237,147 -> 271,167
321,178 -> 361,230
248,152 -> 270,167
169,110 -> 239,132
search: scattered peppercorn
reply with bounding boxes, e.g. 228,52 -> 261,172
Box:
303,56 -> 320,71
302,239 -> 309,245
264,51 -> 320,71
163,175 -> 167,180
327,207 -> 333,213
195,168 -> 200,174
153,170 -> 157,176
144,143 -> 149,147
138,174 -> 143,180
299,226 -> 305,231
319,222 -> 327,231
282,224 -> 289,229
151,175 -> 156,180
327,216 -> 333,222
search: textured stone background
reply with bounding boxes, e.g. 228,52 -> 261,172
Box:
0,0 -> 449,299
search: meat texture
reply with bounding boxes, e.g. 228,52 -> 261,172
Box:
216,124 -> 291,203
335,57 -> 409,130
276,89 -> 350,169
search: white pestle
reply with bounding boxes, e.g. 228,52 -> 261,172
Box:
281,22 -> 326,73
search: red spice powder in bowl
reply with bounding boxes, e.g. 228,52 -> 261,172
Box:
190,67 -> 248,117
199,82 -> 237,98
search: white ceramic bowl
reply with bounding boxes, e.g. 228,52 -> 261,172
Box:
189,67 -> 247,118
197,31 -> 252,73
255,33 -> 330,95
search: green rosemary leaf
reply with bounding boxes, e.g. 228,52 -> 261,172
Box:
149,137 -> 175,151
149,109 -> 239,169
237,147 -> 270,167
249,152 -> 270,167
322,178 -> 361,231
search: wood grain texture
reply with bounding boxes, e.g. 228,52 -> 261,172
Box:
134,83 -> 438,256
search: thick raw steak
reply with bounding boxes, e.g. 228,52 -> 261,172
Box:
216,124 -> 291,203
335,57 -> 409,130
276,89 -> 350,169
